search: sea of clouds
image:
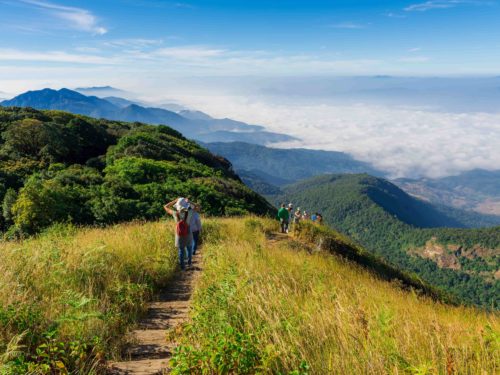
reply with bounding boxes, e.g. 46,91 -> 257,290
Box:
180,96 -> 500,179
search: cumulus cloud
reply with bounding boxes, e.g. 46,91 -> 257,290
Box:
173,94 -> 500,179
20,0 -> 107,35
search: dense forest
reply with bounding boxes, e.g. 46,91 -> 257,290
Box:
0,107 -> 274,236
275,174 -> 500,308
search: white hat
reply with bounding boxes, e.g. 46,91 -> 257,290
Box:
174,197 -> 190,211
288,203 -> 293,208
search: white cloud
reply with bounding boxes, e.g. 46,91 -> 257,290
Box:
398,56 -> 430,62
0,48 -> 116,64
329,22 -> 367,29
170,94 -> 500,179
154,46 -> 226,59
20,0 -> 107,34
384,12 -> 407,18
103,38 -> 165,49
408,47 -> 422,52
404,0 -> 492,12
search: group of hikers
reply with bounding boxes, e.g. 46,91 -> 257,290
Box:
164,197 -> 202,270
164,197 -> 323,270
277,203 -> 323,234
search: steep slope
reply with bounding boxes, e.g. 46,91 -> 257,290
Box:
276,174 -> 500,307
204,141 -> 383,186
1,89 -> 293,145
170,218 -> 499,374
0,107 -> 274,235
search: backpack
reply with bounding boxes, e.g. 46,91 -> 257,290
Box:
176,211 -> 190,237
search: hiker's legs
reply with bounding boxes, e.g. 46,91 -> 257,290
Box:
187,243 -> 193,266
192,231 -> 200,255
178,246 -> 185,269
280,219 -> 285,233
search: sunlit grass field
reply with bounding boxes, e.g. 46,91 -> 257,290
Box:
171,217 -> 499,374
0,217 -> 498,374
0,221 -> 178,373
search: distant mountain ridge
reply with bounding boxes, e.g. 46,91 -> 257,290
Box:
203,141 -> 383,186
395,169 -> 500,215
1,88 -> 294,145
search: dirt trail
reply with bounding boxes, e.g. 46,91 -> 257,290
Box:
108,256 -> 201,375
266,232 -> 290,244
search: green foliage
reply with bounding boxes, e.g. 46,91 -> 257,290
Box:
0,107 -> 274,234
277,174 -> 500,308
170,261 -> 308,374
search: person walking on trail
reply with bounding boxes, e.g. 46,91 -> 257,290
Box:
189,201 -> 202,255
316,213 -> 323,225
286,203 -> 294,233
293,207 -> 302,234
294,208 -> 302,224
164,197 -> 196,270
302,211 -> 310,221
277,203 -> 290,234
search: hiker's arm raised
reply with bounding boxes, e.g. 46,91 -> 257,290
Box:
163,199 -> 177,215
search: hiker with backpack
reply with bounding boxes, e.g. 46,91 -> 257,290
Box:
189,199 -> 202,255
164,197 -> 197,270
277,203 -> 290,234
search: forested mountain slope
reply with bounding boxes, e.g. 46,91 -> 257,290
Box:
204,141 -> 382,186
0,107 -> 274,235
276,174 -> 500,307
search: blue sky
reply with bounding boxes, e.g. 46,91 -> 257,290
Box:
1,1 -> 500,178
1,0 -> 500,92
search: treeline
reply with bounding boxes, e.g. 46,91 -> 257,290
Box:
0,107 -> 273,236
276,174 -> 500,308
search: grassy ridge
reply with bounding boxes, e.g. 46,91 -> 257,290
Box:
172,218 -> 499,374
276,174 -> 500,308
0,221 -> 180,373
293,221 -> 454,304
1,217 -> 498,374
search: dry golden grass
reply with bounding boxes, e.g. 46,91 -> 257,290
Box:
1,217 -> 498,374
0,221 -> 178,372
176,217 -> 499,374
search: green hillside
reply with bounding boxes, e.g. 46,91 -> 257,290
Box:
0,107 -> 273,235
1,218 -> 498,374
276,174 -> 500,308
203,141 -> 382,185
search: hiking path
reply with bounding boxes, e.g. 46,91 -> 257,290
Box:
108,255 -> 201,375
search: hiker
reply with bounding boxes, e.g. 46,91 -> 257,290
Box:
302,211 -> 310,221
164,197 -> 195,270
294,208 -> 302,224
286,203 -> 294,233
277,203 -> 290,234
189,200 -> 202,255
317,213 -> 323,224
311,213 -> 317,222
293,207 -> 302,234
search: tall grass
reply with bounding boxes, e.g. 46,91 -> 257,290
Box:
171,217 -> 499,374
0,221 -> 178,374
